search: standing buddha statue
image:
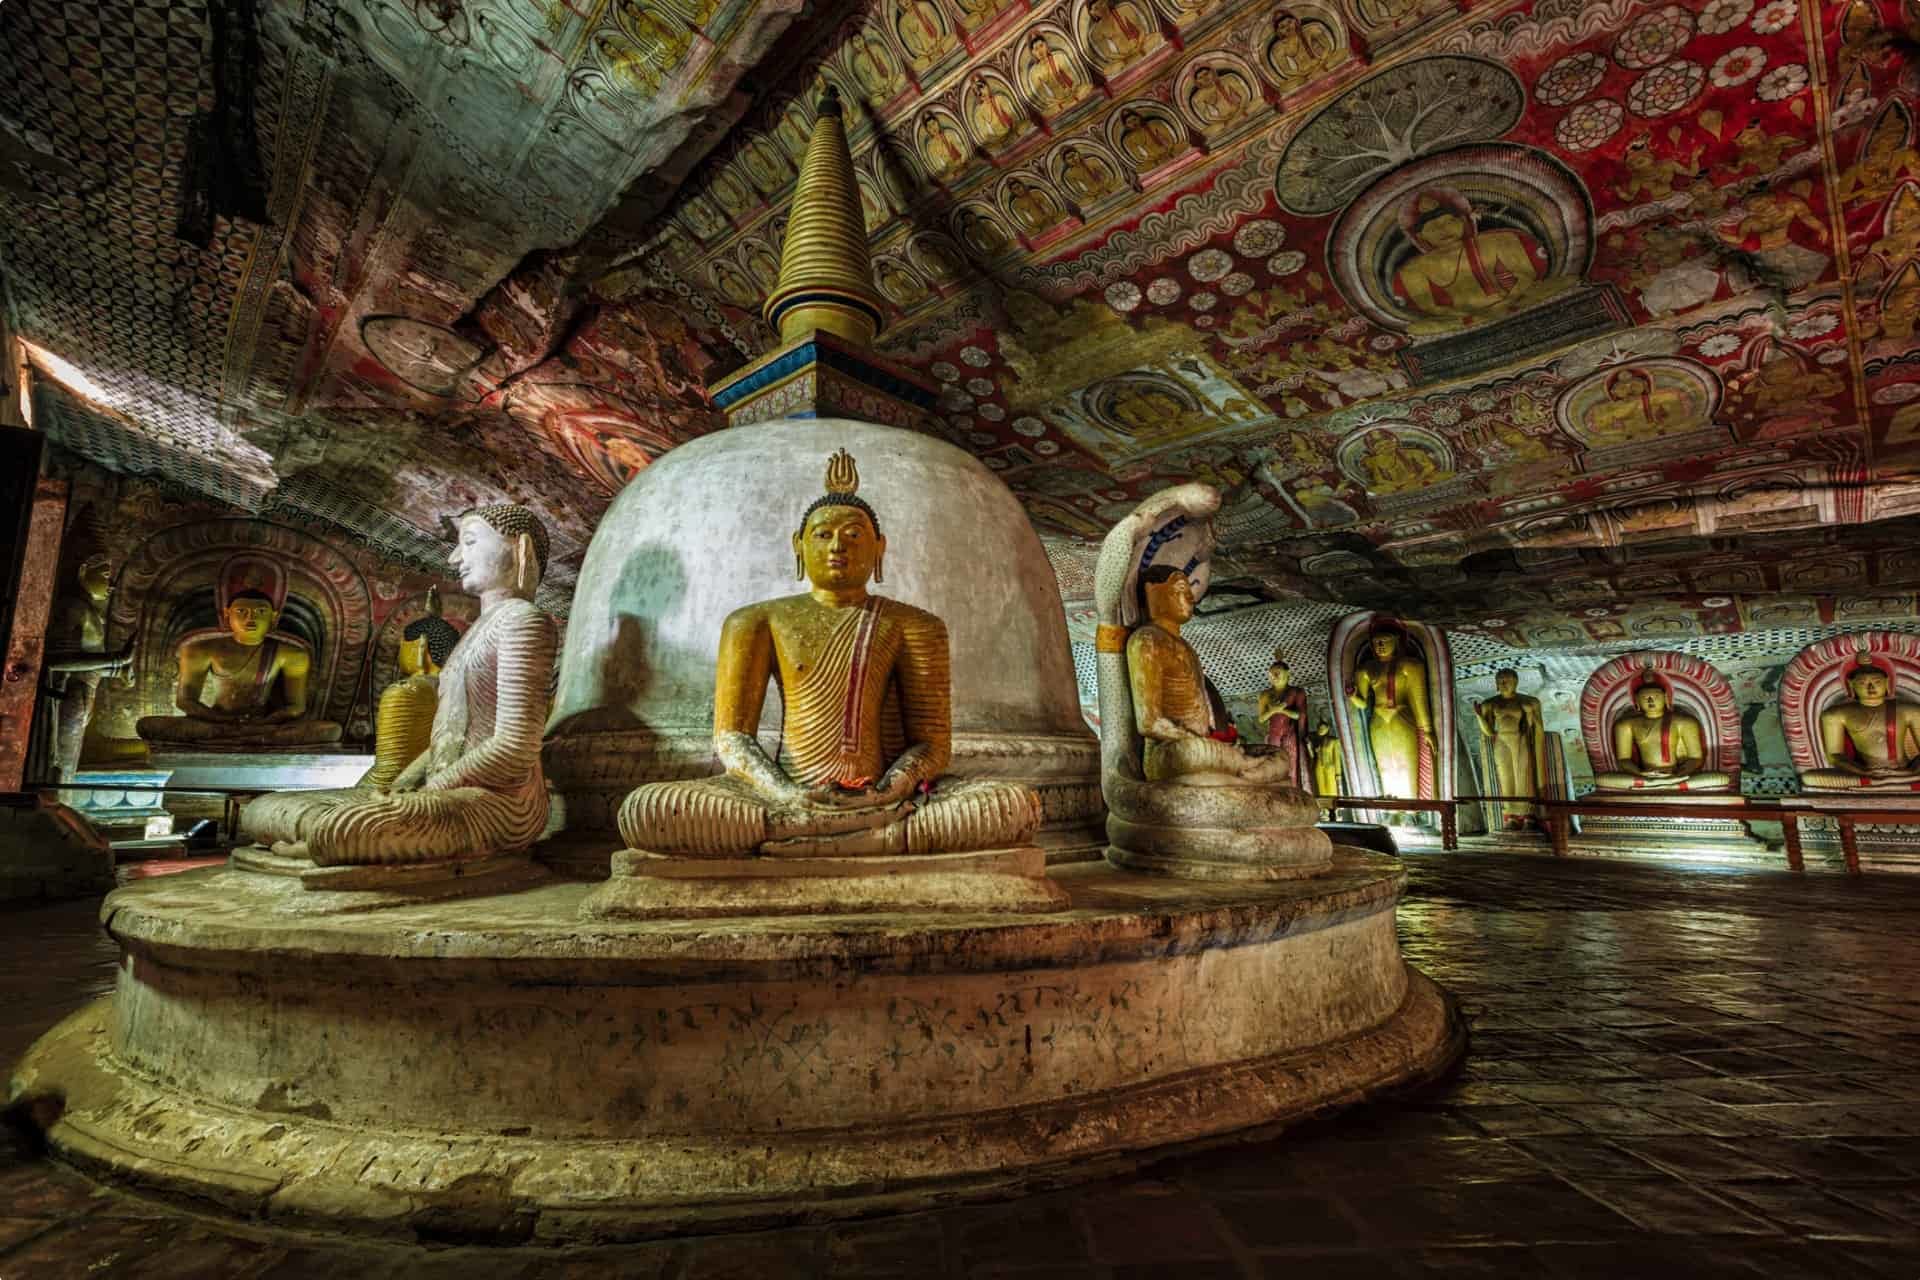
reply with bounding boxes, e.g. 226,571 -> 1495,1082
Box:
1348,626 -> 1436,804
135,556 -> 343,750
40,554 -> 135,778
1255,653 -> 1309,789
1311,718 -> 1343,798
239,507 -> 557,866
1474,667 -> 1544,827
362,588 -> 461,790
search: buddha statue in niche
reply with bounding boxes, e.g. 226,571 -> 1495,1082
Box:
1348,627 -> 1436,803
239,507 -> 557,866
616,450 -> 1043,859
1127,567 -> 1298,786
1800,656 -> 1920,791
362,589 -> 460,790
136,557 -> 343,750
1592,670 -> 1733,792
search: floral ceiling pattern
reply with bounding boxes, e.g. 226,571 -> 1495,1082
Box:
5,0 -> 1920,643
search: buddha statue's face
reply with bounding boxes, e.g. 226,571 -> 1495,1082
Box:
451,516 -> 516,595
795,505 -> 884,591
1145,571 -> 1194,625
1634,685 -> 1669,718
224,595 -> 278,647
1417,210 -> 1467,250
1850,667 -> 1891,707
1495,671 -> 1518,696
1269,664 -> 1290,691
399,635 -> 429,678
1316,719 -> 1330,734
1370,633 -> 1398,662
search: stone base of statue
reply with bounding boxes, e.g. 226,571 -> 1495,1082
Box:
581,845 -> 1069,920
0,797 -> 114,903
226,844 -> 549,912
1573,790 -> 1771,864
9,850 -> 1461,1243
1104,775 -> 1333,880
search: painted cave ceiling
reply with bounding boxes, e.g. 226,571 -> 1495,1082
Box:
7,0 -> 1920,647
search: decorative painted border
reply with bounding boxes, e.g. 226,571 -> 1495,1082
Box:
1577,650 -> 1741,783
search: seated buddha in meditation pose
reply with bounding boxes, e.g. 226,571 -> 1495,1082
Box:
1127,567 -> 1297,786
136,556 -> 343,750
240,506 -> 557,866
1390,187 -> 1571,337
1801,657 -> 1920,791
616,450 -> 1042,859
361,589 -> 461,790
1592,672 -> 1732,792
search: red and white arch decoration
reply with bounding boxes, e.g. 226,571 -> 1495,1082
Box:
1779,631 -> 1920,774
1578,651 -> 1741,786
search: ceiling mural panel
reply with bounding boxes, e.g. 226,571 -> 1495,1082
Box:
5,0 -> 1920,640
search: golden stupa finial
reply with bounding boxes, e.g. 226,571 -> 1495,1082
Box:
824,448 -> 860,496
763,83 -> 886,346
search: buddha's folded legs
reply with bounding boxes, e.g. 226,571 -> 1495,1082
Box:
242,784 -> 545,865
137,715 -> 345,748
1800,769 -> 1920,791
619,775 -> 1043,858
1144,736 -> 1296,786
1592,771 -> 1734,792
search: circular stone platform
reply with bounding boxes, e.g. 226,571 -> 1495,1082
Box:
9,852 -> 1461,1244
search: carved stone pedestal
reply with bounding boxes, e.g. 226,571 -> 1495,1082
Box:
10,850 -> 1460,1243
228,845 -> 547,913
580,845 -> 1069,919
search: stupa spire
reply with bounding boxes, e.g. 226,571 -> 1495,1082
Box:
763,85 -> 885,346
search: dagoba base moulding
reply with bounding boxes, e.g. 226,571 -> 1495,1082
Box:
10,853 -> 1461,1244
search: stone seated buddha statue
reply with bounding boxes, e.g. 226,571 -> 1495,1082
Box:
1094,484 -> 1330,879
237,506 -> 557,879
583,450 -> 1066,919
1800,658 -> 1920,791
135,556 -> 343,750
361,588 -> 460,790
1592,671 -> 1734,793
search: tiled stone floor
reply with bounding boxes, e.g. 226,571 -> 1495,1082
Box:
6,851 -> 1920,1277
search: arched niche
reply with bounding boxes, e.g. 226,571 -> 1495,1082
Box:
1578,650 -> 1741,787
1327,612 -> 1456,806
1779,631 -> 1920,776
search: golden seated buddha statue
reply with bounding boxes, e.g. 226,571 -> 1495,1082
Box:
237,506 -> 557,874
135,556 -> 342,751
1801,658 -> 1920,791
1095,484 -> 1330,879
587,450 -> 1064,918
1592,673 -> 1733,793
361,588 -> 460,790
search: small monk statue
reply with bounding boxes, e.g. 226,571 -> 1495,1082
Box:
1348,627 -> 1436,802
1592,671 -> 1733,792
239,506 -> 557,866
136,556 -> 343,750
1800,657 -> 1920,791
1127,567 -> 1298,786
1474,667 -> 1544,827
1311,718 -> 1343,798
1255,653 -> 1309,789
361,588 -> 460,790
616,450 -> 1043,859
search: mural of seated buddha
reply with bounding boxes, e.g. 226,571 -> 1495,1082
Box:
136,555 -> 343,751
1390,187 -> 1574,336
